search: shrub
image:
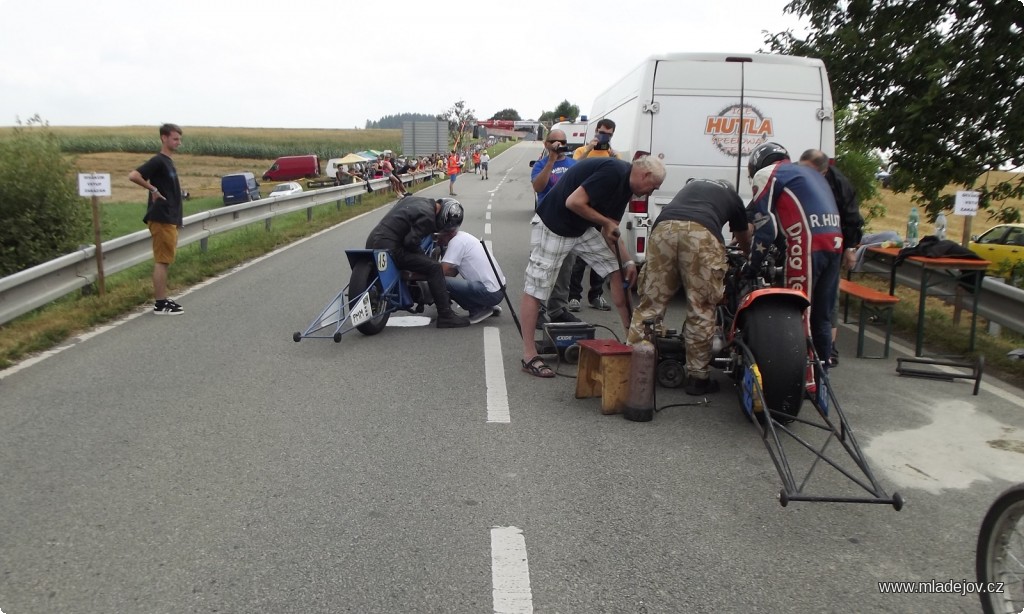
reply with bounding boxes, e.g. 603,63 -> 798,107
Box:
0,119 -> 90,276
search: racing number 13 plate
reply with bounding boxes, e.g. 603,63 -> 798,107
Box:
349,292 -> 374,326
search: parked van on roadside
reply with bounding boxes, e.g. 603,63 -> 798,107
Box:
550,117 -> 589,152
262,155 -> 320,182
584,52 -> 835,264
220,172 -> 261,206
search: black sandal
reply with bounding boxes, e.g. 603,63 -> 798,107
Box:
521,356 -> 555,378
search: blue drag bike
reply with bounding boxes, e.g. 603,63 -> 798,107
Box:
293,235 -> 440,342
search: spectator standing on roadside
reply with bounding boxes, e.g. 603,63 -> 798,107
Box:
447,149 -> 461,196
128,123 -> 186,315
530,129 -> 580,327
568,118 -> 619,312
480,150 -> 490,180
798,149 -> 863,367
519,156 -> 665,378
472,150 -> 481,175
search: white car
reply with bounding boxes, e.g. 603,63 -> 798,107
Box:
268,182 -> 303,198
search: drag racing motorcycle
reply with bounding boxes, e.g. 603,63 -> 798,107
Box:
653,245 -> 903,509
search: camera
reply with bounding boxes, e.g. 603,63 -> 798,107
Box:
594,142 -> 610,151
556,145 -> 571,154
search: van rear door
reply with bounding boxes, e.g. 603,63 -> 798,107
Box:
648,56 -> 834,205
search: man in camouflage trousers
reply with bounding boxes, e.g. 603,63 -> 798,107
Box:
627,179 -> 752,395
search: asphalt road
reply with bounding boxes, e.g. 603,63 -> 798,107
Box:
2,143 -> 1022,613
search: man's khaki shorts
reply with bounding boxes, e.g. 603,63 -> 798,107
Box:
148,221 -> 178,265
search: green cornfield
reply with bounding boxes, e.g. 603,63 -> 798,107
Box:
0,126 -> 402,160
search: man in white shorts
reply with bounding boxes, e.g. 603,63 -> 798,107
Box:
518,156 -> 665,378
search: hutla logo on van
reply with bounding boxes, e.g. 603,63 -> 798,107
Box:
705,104 -> 774,157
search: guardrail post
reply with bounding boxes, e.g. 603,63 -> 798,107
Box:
265,219 -> 272,232
200,237 -> 208,253
307,207 -> 313,222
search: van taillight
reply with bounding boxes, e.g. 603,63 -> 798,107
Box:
636,237 -> 646,254
629,198 -> 648,214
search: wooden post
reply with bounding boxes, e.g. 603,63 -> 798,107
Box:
90,194 -> 106,296
953,213 -> 975,325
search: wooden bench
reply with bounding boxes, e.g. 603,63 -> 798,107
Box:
839,278 -> 901,359
575,339 -> 633,414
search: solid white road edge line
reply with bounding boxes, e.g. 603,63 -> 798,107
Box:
491,526 -> 534,614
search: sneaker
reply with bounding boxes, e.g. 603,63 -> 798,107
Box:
684,375 -> 720,396
568,298 -> 582,312
492,305 -> 502,317
535,309 -> 550,330
829,345 -> 839,368
551,309 -> 581,324
436,311 -> 470,328
154,299 -> 184,315
468,308 -> 492,324
590,296 -> 611,311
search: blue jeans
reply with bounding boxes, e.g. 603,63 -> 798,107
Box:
811,251 -> 841,368
446,278 -> 503,313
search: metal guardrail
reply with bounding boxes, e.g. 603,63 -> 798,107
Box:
0,171 -> 441,325
860,255 -> 1024,336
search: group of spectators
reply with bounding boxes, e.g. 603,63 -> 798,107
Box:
445,147 -> 490,195
331,149 -> 495,199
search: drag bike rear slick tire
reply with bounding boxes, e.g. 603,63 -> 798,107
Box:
976,483 -> 1024,614
741,301 -> 805,419
348,260 -> 390,335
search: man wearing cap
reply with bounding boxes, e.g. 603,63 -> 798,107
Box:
626,179 -> 752,395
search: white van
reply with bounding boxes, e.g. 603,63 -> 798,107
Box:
549,118 -> 589,151
584,52 -> 835,264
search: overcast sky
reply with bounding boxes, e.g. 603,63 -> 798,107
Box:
0,0 -> 808,129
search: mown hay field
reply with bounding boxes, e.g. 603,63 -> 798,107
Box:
0,125 -> 405,201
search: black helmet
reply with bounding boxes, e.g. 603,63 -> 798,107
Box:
747,142 -> 790,178
436,198 -> 464,230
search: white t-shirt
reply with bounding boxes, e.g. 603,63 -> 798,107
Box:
441,231 -> 506,292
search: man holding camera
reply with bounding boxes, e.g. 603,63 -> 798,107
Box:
568,118 -> 619,312
530,128 -> 579,326
573,118 -> 618,161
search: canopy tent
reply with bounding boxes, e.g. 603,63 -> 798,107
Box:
336,153 -> 371,165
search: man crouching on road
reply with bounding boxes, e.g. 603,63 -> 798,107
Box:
519,156 -> 666,378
